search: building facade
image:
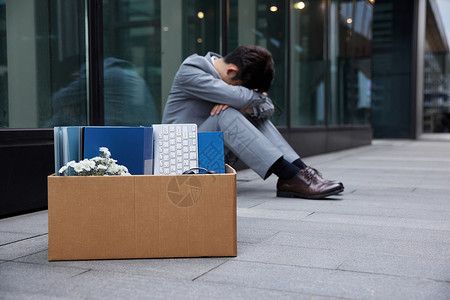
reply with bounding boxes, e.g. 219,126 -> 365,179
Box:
371,0 -> 449,138
1,0 -> 374,216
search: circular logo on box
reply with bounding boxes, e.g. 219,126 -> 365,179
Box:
167,176 -> 202,207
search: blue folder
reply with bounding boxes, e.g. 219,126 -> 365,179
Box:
83,127 -> 153,175
54,126 -> 83,176
198,131 -> 225,174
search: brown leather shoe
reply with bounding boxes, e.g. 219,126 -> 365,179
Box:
306,166 -> 344,189
277,168 -> 344,199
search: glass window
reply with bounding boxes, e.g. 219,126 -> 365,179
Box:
329,0 -> 372,125
328,0 -> 352,125
182,0 -> 221,58
103,0 -> 161,126
352,0 -> 372,125
423,0 -> 450,133
0,0 -> 87,128
290,0 -> 326,126
229,0 -> 288,126
103,0 -> 220,126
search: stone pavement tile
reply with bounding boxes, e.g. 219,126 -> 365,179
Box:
263,231 -> 450,260
0,232 -> 36,246
338,178 -> 449,192
197,260 -> 450,300
0,211 -> 48,235
16,250 -> 229,281
343,158 -> 450,171
0,291 -> 65,300
238,216 -> 450,244
0,235 -> 48,261
310,296 -> 353,300
326,169 -> 450,185
335,190 -> 450,206
236,168 -> 260,181
1,268 -> 312,300
303,212 -> 450,231
237,227 -> 279,244
235,243 -> 260,257
0,261 -> 87,294
250,198 -> 338,211
339,252 -> 450,282
341,194 -> 450,211
237,197 -> 268,209
237,189 -> 276,201
259,200 -> 450,221
413,187 -> 450,196
233,244 -> 351,270
237,208 -> 312,221
343,187 -> 419,197
345,186 -> 450,198
256,199 -> 405,219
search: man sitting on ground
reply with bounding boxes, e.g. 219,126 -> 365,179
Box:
162,45 -> 343,199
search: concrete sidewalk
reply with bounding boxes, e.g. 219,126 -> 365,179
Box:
1,139 -> 450,299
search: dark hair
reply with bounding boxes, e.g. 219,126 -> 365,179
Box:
223,45 -> 274,92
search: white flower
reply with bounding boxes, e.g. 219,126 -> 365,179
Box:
107,164 -> 119,174
117,165 -> 129,173
87,160 -> 96,168
58,165 -> 68,174
97,165 -> 108,170
99,147 -> 111,158
58,147 -> 129,176
73,163 -> 83,173
78,159 -> 94,171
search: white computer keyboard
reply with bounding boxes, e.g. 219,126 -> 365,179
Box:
152,124 -> 198,175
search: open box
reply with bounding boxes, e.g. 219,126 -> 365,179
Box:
48,165 -> 236,261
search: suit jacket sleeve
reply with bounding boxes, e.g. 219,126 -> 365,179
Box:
176,55 -> 274,119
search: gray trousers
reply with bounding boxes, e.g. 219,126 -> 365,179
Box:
198,107 -> 300,179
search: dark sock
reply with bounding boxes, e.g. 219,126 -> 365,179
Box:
270,157 -> 300,180
292,158 -> 308,170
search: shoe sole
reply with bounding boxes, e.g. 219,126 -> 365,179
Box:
276,187 -> 344,199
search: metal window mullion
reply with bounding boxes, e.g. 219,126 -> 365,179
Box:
87,0 -> 104,126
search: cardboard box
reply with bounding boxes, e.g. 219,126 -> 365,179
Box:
48,165 -> 236,261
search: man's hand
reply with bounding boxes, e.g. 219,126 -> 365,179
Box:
240,107 -> 254,115
254,89 -> 268,97
210,104 -> 229,116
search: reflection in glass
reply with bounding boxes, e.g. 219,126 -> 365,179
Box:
47,1 -> 87,127
290,0 -> 326,126
182,0 -> 220,58
103,0 -> 220,125
1,0 -> 86,128
423,53 -> 450,132
329,0 -> 372,125
352,0 -> 372,125
229,0 -> 287,126
50,58 -> 157,126
103,0 -> 162,125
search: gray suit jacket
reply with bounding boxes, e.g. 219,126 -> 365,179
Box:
162,52 -> 274,125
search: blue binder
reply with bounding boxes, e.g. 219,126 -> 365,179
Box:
54,126 -> 83,176
83,127 -> 153,175
198,131 -> 225,174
